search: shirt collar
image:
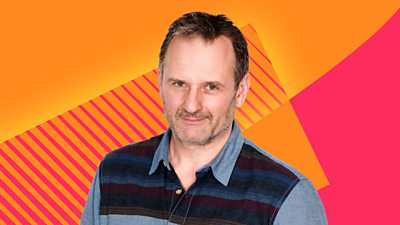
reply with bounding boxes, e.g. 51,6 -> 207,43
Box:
149,120 -> 244,186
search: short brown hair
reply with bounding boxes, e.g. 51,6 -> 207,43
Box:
158,12 -> 249,90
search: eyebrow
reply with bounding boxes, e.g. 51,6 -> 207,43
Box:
166,77 -> 183,83
167,77 -> 226,88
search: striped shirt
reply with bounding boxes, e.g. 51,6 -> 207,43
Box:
81,121 -> 327,225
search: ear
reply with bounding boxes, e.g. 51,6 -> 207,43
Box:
235,73 -> 250,108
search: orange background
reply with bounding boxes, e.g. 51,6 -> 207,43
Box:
1,1 -> 399,143
1,1 -> 399,224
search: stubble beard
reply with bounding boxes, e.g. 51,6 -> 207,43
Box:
163,95 -> 236,147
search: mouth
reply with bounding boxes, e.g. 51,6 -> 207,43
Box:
180,117 -> 207,124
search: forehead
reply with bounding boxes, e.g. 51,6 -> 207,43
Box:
163,35 -> 236,85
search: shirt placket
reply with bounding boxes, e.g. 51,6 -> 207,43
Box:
165,167 -> 203,225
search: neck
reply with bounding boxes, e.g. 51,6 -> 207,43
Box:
168,124 -> 233,190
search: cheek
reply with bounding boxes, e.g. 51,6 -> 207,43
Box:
204,96 -> 233,115
163,90 -> 182,111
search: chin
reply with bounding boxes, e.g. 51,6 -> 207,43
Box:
179,130 -> 210,141
174,127 -> 211,145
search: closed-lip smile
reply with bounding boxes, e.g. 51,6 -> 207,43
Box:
181,117 -> 206,123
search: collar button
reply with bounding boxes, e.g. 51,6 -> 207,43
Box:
175,188 -> 183,195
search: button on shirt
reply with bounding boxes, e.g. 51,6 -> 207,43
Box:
81,121 -> 327,225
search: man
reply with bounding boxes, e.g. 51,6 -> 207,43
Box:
81,12 -> 327,225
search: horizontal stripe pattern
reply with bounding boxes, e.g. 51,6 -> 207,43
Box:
99,134 -> 299,225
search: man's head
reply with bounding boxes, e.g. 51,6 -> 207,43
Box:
158,12 -> 250,147
159,12 -> 249,90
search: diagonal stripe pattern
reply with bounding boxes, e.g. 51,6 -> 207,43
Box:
0,24 -> 294,224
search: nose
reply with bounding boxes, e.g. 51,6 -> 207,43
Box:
182,88 -> 202,114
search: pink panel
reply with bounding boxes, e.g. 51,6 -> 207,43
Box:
291,10 -> 400,224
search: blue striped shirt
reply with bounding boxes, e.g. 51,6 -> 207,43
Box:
81,121 -> 327,224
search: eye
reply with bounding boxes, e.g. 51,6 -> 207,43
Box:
173,81 -> 186,87
206,84 -> 219,91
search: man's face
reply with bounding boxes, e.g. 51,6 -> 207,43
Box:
159,35 -> 241,147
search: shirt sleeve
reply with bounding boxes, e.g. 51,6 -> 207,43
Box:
80,165 -> 101,225
273,179 -> 328,225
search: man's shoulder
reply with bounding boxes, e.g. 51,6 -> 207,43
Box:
224,138 -> 315,221
234,138 -> 306,187
238,140 -> 327,224
102,133 -> 164,164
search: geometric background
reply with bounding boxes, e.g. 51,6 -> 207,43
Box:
1,2 -> 399,224
0,24 -> 328,224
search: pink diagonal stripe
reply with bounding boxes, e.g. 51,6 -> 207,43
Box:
26,130 -> 89,195
58,115 -> 104,161
0,188 -> 30,225
109,90 -> 158,137
100,94 -> 148,140
68,110 -> 112,152
249,87 -> 273,112
121,85 -> 167,131
250,71 -> 282,105
237,108 -> 255,124
0,205 -> 17,225
152,69 -> 159,76
0,208 -> 15,225
16,135 -> 85,210
47,120 -> 97,171
243,35 -> 272,64
0,145 -> 63,224
0,171 -> 46,224
244,99 -> 264,118
90,99 -> 134,143
250,56 -> 286,94
144,74 -> 159,92
248,24 -> 258,34
132,79 -> 164,113
16,136 -> 83,218
79,105 -> 123,148
235,119 -> 244,130
36,125 -> 92,182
